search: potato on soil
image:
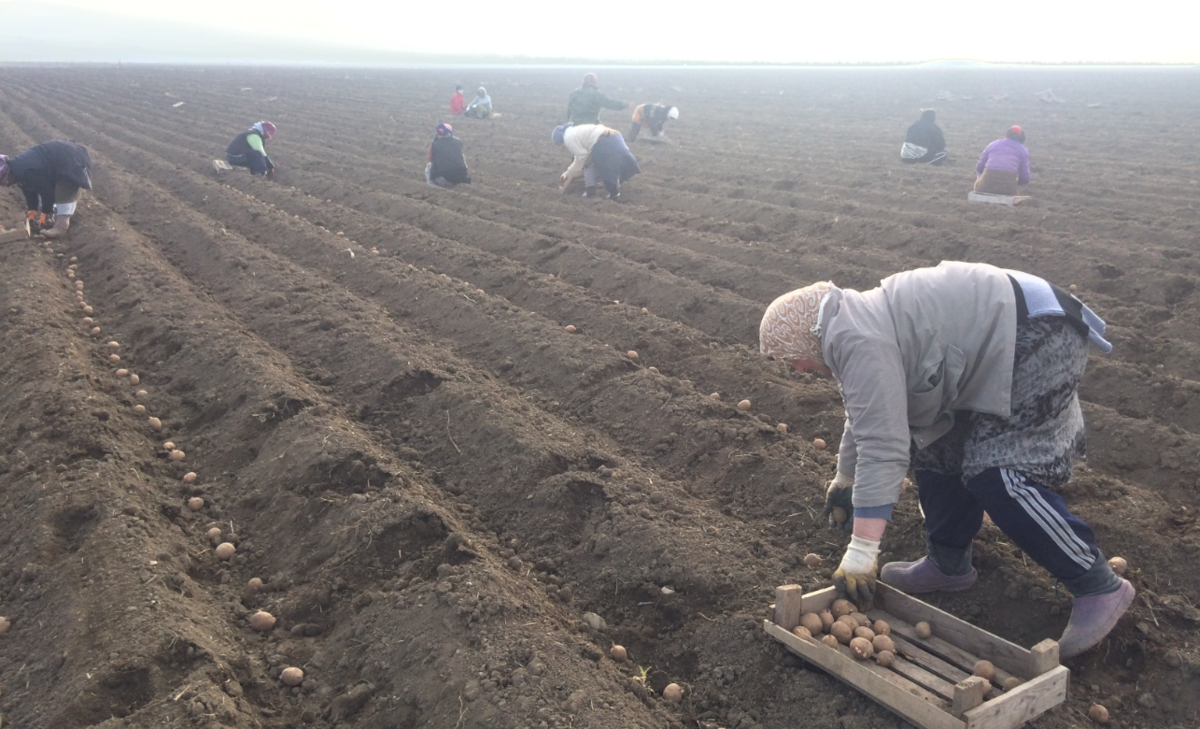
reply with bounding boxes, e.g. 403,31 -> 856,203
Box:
831,599 -> 854,617
115,369 -> 129,377
973,660 -> 995,681
183,472 -> 197,483
148,416 -> 162,430
777,423 -> 788,433
626,350 -> 638,359
821,634 -> 839,649
736,399 -> 751,411
129,374 -> 140,385
136,389 -> 148,398
610,644 -> 628,662
1088,703 -> 1109,723
818,610 -> 834,631
830,621 -> 853,644
0,616 -> 9,635
169,449 -> 186,461
850,636 -> 874,659
710,393 -> 721,400
813,438 -> 826,450
215,542 -> 236,560
854,626 -> 875,641
107,340 -> 120,349
249,610 -> 276,631
1003,676 -> 1023,692
873,619 -> 890,636
90,326 -> 101,335
280,666 -> 304,686
163,441 -> 176,451
873,635 -> 895,654
1108,556 -> 1127,575
563,325 -> 576,333
662,683 -> 683,702
186,496 -> 204,511
791,625 -> 812,640
207,527 -> 223,543
803,553 -> 822,568
133,404 -> 146,413
799,613 -> 824,634
876,649 -> 895,666
915,621 -> 932,639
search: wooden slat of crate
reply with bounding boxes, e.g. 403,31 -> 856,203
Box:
876,585 -> 1031,678
964,666 -> 1069,729
874,610 -> 1017,688
885,653 -> 959,699
764,621 -> 965,729
886,632 -> 1001,700
0,223 -> 30,243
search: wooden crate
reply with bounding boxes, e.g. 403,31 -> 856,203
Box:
0,222 -> 30,243
967,192 -> 1032,207
764,584 -> 1068,729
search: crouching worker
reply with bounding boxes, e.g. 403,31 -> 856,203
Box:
553,123 -> 640,202
426,123 -> 471,188
975,126 -> 1030,195
630,103 -> 678,142
759,261 -> 1134,659
0,140 -> 93,238
901,109 -> 947,164
222,121 -> 276,177
464,88 -> 493,119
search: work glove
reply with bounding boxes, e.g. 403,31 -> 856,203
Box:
822,472 -> 854,532
834,535 -> 880,610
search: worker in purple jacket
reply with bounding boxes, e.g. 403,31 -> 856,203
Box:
974,126 -> 1030,196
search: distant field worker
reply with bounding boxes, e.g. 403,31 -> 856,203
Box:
450,85 -> 466,115
553,123 -> 640,201
426,123 -> 471,189
223,121 -> 276,177
975,126 -> 1030,195
759,261 -> 1133,658
464,88 -> 493,119
567,73 -> 630,126
629,103 -> 678,142
901,109 -> 947,164
0,140 -> 92,238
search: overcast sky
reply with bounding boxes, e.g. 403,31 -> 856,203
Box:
16,0 -> 1200,63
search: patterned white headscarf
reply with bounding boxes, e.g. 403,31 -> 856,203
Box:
759,282 -> 834,363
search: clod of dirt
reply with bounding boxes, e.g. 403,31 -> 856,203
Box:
249,611 -> 276,631
831,622 -> 853,644
873,635 -> 895,653
813,438 -> 826,450
821,634 -> 839,649
831,599 -> 853,618
183,472 -> 197,483
186,497 -> 204,511
215,542 -> 236,560
280,667 -> 304,686
850,637 -> 874,659
799,613 -> 824,634
877,649 -> 895,666
791,625 -> 812,640
564,325 -> 576,333
737,399 -> 751,411
777,423 -> 788,433
873,620 -> 890,636
1003,677 -> 1022,691
610,645 -> 627,662
0,616 -> 9,635
662,683 -> 683,702
170,450 -> 186,462
916,621 -> 932,639
973,660 -> 995,681
803,553 -> 822,568
582,612 -> 606,631
148,417 -> 162,430
1109,556 -> 1127,575
1088,703 -> 1109,723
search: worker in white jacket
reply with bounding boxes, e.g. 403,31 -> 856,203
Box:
552,123 -> 640,201
759,261 -> 1133,659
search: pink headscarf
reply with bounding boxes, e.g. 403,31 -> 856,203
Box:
759,282 -> 834,364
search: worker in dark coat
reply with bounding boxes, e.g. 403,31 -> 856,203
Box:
0,140 -> 92,238
222,121 -> 276,176
566,73 -> 630,126
901,109 -> 947,164
426,123 -> 471,188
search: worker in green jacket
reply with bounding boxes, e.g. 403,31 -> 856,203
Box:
566,73 -> 631,126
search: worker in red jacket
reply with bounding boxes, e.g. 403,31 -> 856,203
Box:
450,85 -> 465,116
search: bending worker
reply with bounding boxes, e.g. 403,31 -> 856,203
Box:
567,73 -> 630,126
553,123 -> 640,202
901,109 -> 947,164
629,103 -> 678,142
758,261 -> 1134,659
975,125 -> 1030,195
426,123 -> 472,188
0,139 -> 92,238
224,121 -> 276,177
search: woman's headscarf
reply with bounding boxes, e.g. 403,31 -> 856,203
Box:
583,73 -> 598,87
436,123 -> 454,138
1007,125 -> 1025,143
552,124 -> 569,145
759,282 -> 834,364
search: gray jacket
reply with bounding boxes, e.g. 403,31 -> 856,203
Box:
823,262 -> 1019,511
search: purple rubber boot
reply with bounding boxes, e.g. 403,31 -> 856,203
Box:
880,557 -> 978,593
1058,579 -> 1135,658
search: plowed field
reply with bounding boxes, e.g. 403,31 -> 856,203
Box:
1,65 -> 1199,729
